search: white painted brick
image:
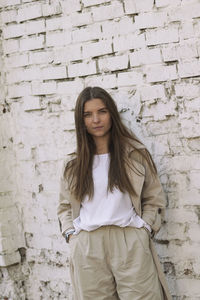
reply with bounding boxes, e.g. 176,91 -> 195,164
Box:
53,45 -> 82,64
46,31 -> 71,47
190,171 -> 200,189
3,39 -> 19,54
180,118 -> 200,138
102,17 -> 134,38
82,40 -> 113,58
178,42 -> 198,61
85,74 -> 117,89
117,70 -> 143,86
42,2 -> 62,17
68,61 -> 96,77
142,100 -> 177,120
25,20 -> 45,36
0,251 -> 21,267
82,0 -> 110,7
180,21 -> 195,40
175,84 -> 200,98
92,2 -> 124,22
20,35 -> 44,51
5,53 -> 29,68
140,84 -> 166,101
46,16 -> 71,31
176,279 -> 200,297
169,3 -> 200,22
42,66 -> 67,80
188,224 -> 200,242
72,24 -> 101,42
7,66 -> 41,83
134,12 -> 167,29
166,208 -> 198,224
146,27 -> 179,45
17,3 -> 42,22
124,0 -> 154,14
178,60 -> 200,78
145,64 -> 178,83
162,45 -> 178,62
61,0 -> 82,14
8,83 -> 31,98
0,9 -> 17,24
113,33 -> 145,52
155,0 -> 181,8
3,23 -> 25,39
98,54 -> 128,72
69,11 -> 93,27
0,0 -> 20,8
57,79 -> 84,95
29,51 -> 54,65
130,48 -> 162,67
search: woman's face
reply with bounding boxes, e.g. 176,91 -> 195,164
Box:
83,98 -> 112,140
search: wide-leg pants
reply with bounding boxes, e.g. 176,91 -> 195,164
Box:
69,225 -> 164,300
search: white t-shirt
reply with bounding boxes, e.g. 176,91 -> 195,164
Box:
73,153 -> 151,234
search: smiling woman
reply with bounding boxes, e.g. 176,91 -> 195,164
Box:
57,86 -> 172,300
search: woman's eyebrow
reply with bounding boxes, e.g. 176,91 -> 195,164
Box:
84,106 -> 107,113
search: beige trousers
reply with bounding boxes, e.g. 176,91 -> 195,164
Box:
69,225 -> 164,300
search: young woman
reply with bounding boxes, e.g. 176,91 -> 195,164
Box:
57,86 -> 171,300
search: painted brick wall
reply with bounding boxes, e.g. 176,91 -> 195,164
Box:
0,0 -> 200,299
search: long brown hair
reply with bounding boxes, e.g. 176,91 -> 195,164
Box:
64,86 -> 157,202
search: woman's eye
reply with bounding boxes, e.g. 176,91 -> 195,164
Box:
99,110 -> 107,113
84,113 -> 91,118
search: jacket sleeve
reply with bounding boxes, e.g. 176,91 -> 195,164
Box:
140,151 -> 166,233
57,164 -> 74,236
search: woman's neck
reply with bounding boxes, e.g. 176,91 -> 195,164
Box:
94,136 -> 109,154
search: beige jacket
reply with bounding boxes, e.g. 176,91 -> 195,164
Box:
57,141 -> 172,300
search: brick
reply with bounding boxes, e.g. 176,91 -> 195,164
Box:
92,2 -> 124,22
53,45 -> 82,64
102,17 -> 134,38
85,74 -> 117,89
69,11 -> 93,27
134,12 -> 167,29
82,0 -> 110,7
17,3 -> 42,22
68,61 -> 96,77
61,0 -> 82,13
166,208 -> 198,224
162,45 -> 178,62
146,64 -> 178,83
178,60 -> 200,78
23,96 -> 41,111
3,39 -> 19,54
46,31 -> 71,47
113,33 -> 145,52
42,2 -> 62,17
8,83 -> 31,98
180,21 -> 195,40
146,27 -> 179,46
124,0 -> 154,14
140,84 -> 166,101
175,84 -> 199,98
117,70 -> 143,86
142,100 -> 177,120
130,48 -> 162,67
31,81 -> 56,96
46,17 -> 71,31
0,251 -> 21,267
25,19 -> 45,36
169,3 -> 200,22
72,24 -> 101,42
7,66 -> 41,83
82,40 -> 113,58
20,35 -> 44,51
57,79 -> 84,95
188,224 -> 200,242
42,66 -> 67,80
0,0 -> 20,7
155,0 -> 181,8
176,279 -> 200,297
3,23 -> 25,39
29,51 -> 54,65
98,54 -> 128,72
5,53 -> 29,68
0,9 -> 17,24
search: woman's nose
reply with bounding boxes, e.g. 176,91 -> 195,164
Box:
92,113 -> 100,123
